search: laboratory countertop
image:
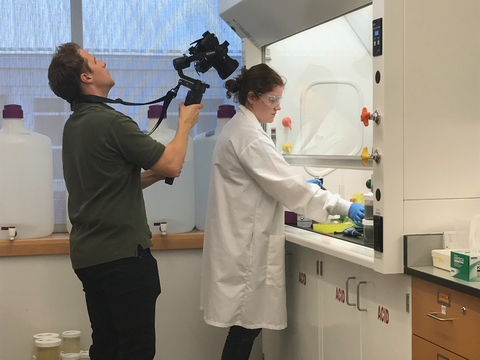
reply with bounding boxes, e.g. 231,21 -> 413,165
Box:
285,225 -> 375,269
404,234 -> 480,298
0,230 -> 204,257
405,264 -> 480,299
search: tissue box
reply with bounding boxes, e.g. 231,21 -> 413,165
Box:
450,251 -> 480,281
431,249 -> 452,271
432,249 -> 469,271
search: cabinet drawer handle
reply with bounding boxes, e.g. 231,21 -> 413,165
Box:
346,277 -> 356,307
357,281 -> 367,312
427,312 -> 455,322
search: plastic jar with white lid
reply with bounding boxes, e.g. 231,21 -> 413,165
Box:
34,333 -> 60,340
62,331 -> 81,354
363,192 -> 374,220
79,350 -> 90,359
35,338 -> 62,360
60,353 -> 80,360
33,334 -> 60,358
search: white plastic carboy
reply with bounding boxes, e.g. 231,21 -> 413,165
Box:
0,104 -> 54,240
143,105 -> 195,234
193,105 -> 235,231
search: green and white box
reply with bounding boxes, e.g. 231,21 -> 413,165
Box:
450,251 -> 480,281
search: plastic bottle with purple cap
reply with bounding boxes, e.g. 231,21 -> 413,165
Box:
0,104 -> 54,240
193,105 -> 236,230
143,105 -> 195,234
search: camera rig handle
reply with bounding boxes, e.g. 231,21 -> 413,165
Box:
177,70 -> 211,106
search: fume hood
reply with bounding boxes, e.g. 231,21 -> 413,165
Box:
221,0 -> 480,274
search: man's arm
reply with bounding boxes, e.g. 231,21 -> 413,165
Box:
149,102 -> 202,178
141,170 -> 165,189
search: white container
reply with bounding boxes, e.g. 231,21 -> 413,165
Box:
143,105 -> 195,234
431,248 -> 469,271
35,338 -> 62,360
61,353 -> 80,360
33,333 -> 60,359
363,192 -> 374,220
62,330 -> 81,354
193,105 -> 235,230
79,351 -> 89,359
34,333 -> 60,340
0,104 -> 54,240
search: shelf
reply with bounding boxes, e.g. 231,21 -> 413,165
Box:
0,230 -> 204,257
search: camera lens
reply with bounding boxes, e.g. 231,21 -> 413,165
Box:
213,55 -> 239,80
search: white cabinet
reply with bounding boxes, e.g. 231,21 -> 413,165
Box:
321,254 -> 411,360
320,255 -> 362,359
263,242 -> 322,360
264,244 -> 411,360
359,266 -> 411,360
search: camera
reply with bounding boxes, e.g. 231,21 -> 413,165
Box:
188,31 -> 239,80
172,31 -> 239,106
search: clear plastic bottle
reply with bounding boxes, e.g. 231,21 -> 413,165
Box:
35,338 -> 62,360
143,105 -> 195,234
61,330 -> 81,354
0,104 -> 54,239
193,105 -> 235,230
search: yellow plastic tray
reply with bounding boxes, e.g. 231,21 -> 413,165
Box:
313,222 -> 354,234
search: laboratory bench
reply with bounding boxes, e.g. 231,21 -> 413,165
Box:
285,224 -> 375,269
404,233 -> 480,299
405,234 -> 480,359
0,230 -> 204,257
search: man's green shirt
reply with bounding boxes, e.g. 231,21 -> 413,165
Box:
63,102 -> 165,269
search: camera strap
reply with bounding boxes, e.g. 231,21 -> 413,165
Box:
74,84 -> 180,135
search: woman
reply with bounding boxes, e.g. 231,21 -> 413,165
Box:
200,64 -> 364,360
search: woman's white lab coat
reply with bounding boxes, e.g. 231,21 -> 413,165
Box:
200,105 -> 351,330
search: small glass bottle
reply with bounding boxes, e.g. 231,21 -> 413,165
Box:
62,331 -> 81,354
35,338 -> 62,360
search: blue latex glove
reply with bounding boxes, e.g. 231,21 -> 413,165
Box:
348,203 -> 365,226
307,178 -> 326,190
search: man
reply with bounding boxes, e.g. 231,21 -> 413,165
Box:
48,42 -> 202,359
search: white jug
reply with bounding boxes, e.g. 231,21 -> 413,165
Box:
193,105 -> 235,230
143,105 -> 195,234
0,104 -> 54,239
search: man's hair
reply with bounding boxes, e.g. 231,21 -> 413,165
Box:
48,42 -> 91,104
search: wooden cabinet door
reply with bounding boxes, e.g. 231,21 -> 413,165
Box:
412,277 -> 480,359
412,335 -> 466,360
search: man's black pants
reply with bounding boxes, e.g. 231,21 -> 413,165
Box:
75,246 -> 161,360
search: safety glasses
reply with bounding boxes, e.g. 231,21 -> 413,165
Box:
257,93 -> 282,108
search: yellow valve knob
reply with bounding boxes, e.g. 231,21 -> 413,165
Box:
361,147 -> 371,167
282,142 -> 292,154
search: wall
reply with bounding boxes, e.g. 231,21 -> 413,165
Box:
0,249 -> 262,360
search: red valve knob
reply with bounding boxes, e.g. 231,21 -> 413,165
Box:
282,117 -> 292,130
361,107 -> 371,127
